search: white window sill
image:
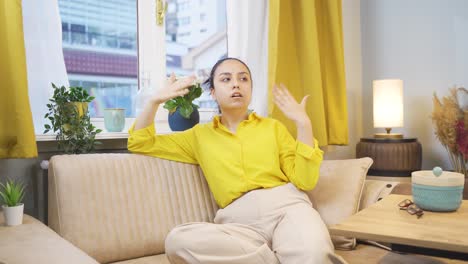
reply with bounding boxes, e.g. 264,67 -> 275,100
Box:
36,132 -> 130,141
36,108 -> 217,142
36,122 -> 174,141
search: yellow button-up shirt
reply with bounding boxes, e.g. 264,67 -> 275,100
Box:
128,113 -> 324,208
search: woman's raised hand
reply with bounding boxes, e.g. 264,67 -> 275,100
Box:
272,83 -> 310,123
151,73 -> 196,105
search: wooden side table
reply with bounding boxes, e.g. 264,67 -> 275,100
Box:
330,194 -> 468,260
356,138 -> 422,177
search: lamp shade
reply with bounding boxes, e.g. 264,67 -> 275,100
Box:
373,79 -> 404,128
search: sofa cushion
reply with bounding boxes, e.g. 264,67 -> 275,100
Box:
0,214 -> 98,264
307,158 -> 373,250
48,154 -> 218,264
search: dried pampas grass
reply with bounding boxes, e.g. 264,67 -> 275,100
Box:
432,87 -> 467,177
432,88 -> 463,153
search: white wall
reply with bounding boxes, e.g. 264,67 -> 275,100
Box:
361,0 -> 468,170
323,0 -> 363,160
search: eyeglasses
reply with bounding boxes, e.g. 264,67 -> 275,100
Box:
398,199 -> 424,218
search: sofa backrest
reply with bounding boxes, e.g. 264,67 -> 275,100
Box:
48,154 -> 218,264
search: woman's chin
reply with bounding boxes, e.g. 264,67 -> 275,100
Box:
222,102 -> 248,111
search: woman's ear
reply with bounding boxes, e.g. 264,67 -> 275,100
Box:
210,88 -> 216,100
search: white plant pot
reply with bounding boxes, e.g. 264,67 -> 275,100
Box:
2,204 -> 24,226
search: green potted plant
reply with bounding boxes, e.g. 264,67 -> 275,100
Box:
163,82 -> 203,131
43,83 -> 102,154
0,179 -> 26,226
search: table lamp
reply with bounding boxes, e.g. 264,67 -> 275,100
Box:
373,79 -> 404,139
357,79 -> 421,176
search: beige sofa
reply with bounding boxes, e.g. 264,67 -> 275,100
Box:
0,154 -> 403,264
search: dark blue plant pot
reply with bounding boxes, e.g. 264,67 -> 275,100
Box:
168,107 -> 200,131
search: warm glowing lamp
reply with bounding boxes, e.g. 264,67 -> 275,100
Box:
373,79 -> 404,139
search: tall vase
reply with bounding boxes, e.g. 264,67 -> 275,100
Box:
448,152 -> 467,178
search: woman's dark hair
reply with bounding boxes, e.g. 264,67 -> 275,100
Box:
202,57 -> 252,90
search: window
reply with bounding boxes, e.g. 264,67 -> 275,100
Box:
70,24 -> 86,45
67,78 -> 137,117
56,0 -> 225,123
178,1 -> 190,11
177,32 -> 191,38
58,0 -> 138,118
61,22 -> 69,42
165,0 -> 226,109
168,2 -> 177,13
179,17 -> 190,26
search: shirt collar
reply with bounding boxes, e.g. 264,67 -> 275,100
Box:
212,112 -> 260,128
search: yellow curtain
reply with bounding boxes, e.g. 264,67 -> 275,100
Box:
0,0 -> 38,158
268,0 -> 348,146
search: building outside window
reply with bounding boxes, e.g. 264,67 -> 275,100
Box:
179,17 -> 190,26
57,0 -> 226,118
58,0 -> 137,118
178,1 -> 190,11
166,0 -> 227,109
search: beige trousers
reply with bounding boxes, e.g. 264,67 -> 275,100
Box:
165,183 -> 347,264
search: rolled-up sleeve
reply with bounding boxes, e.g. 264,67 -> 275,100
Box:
127,122 -> 198,164
276,122 -> 324,190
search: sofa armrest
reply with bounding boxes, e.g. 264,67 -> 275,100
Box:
0,214 -> 98,264
359,179 -> 399,211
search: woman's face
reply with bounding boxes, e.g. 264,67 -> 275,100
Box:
210,59 -> 252,112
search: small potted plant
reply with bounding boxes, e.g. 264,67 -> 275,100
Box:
0,179 -> 26,226
163,81 -> 203,131
44,83 -> 102,154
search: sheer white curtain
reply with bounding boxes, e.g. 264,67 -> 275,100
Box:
22,0 -> 69,134
226,0 -> 269,117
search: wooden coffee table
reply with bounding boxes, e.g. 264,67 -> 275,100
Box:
330,194 -> 468,255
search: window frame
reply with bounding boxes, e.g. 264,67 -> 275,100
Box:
133,0 -> 216,134
37,0 -> 219,139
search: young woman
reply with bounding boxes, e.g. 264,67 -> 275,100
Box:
128,58 -> 345,264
